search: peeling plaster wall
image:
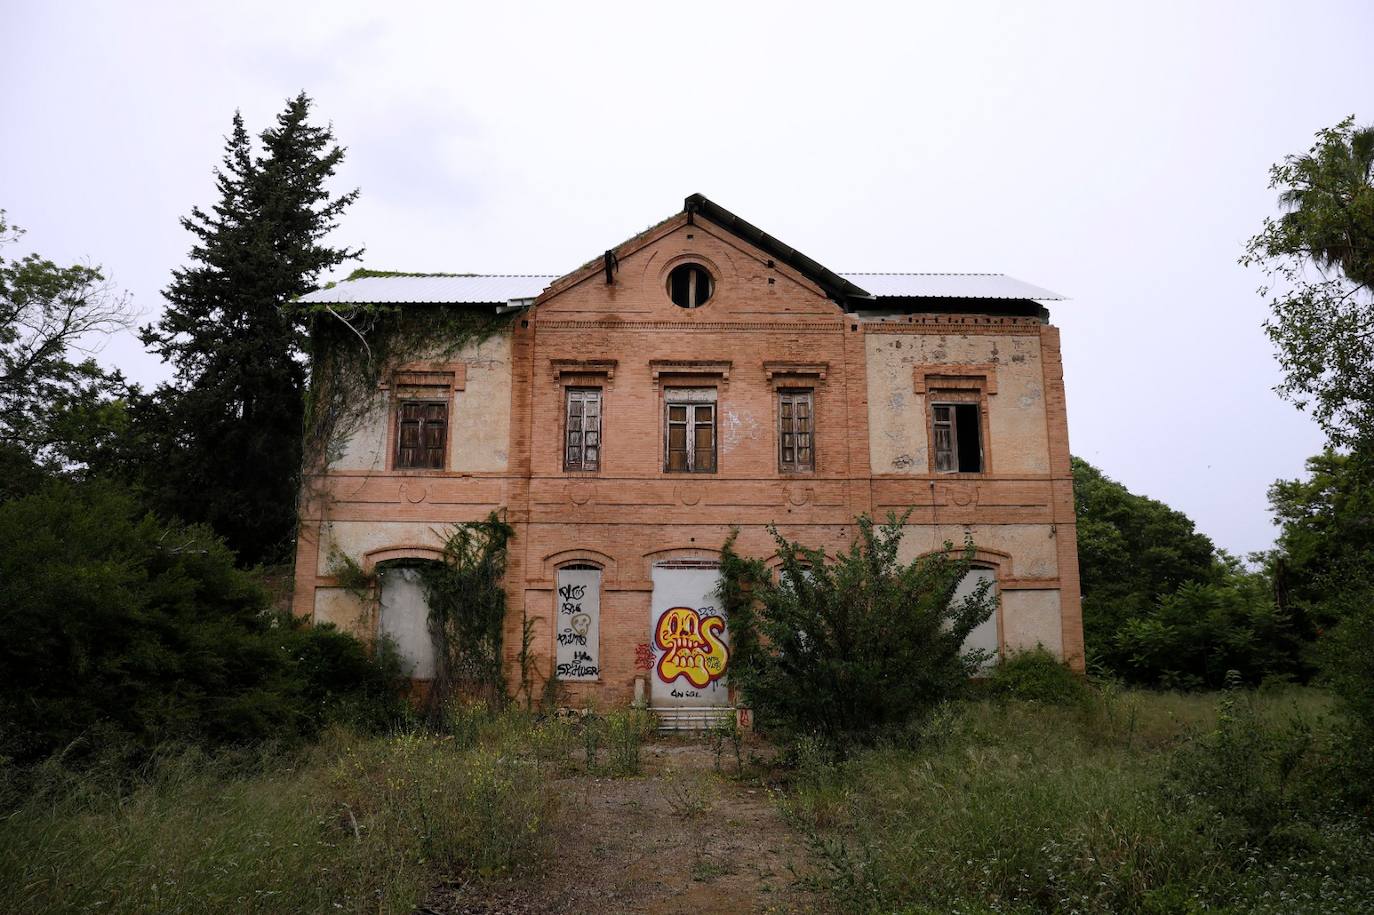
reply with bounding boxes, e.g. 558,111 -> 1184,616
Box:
314,587 -> 369,636
895,523 -> 1060,580
316,520 -> 449,576
1002,590 -> 1064,655
865,333 -> 1049,474
328,333 -> 513,473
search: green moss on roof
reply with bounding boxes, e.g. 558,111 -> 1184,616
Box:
344,268 -> 479,281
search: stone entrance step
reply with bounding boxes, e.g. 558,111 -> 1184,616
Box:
651,706 -> 735,733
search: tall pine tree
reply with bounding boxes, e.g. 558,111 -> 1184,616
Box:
143,94 -> 359,564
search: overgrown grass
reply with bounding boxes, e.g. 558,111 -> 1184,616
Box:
782,686 -> 1374,913
0,711 -> 567,914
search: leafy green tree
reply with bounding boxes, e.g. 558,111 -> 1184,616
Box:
1072,458 -> 1219,664
1243,117 -> 1374,453
0,210 -> 132,491
717,515 -> 994,749
1268,450 -> 1374,630
1113,559 -> 1301,689
1268,451 -> 1374,795
141,95 -> 359,564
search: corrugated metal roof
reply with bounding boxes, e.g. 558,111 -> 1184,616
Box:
839,273 -> 1066,301
297,274 -> 555,305
296,271 -> 1064,305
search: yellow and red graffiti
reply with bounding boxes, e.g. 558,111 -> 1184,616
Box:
655,607 -> 728,688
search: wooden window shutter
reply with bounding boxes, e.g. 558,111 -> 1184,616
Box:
932,404 -> 955,473
778,390 -> 815,472
565,388 -> 602,471
395,399 -> 447,469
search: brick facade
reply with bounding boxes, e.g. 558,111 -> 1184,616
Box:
293,204 -> 1085,708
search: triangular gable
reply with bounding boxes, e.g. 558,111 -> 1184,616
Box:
535,194 -> 875,309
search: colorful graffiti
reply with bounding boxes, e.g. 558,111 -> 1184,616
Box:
654,606 -> 728,688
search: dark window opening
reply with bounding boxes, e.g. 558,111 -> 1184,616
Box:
666,397 -> 716,472
564,387 -> 602,471
932,402 -> 982,473
667,264 -> 713,308
396,400 -> 447,469
778,389 -> 815,473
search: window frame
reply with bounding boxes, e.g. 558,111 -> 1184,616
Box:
666,263 -> 714,308
664,388 -> 717,473
387,366 -> 460,473
929,392 -> 985,474
777,388 -> 816,473
563,386 -> 603,472
394,398 -> 449,470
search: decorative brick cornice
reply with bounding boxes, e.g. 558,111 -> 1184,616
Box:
539,320 -> 840,333
550,358 -> 617,382
649,359 -> 732,386
914,363 -> 998,394
764,361 -> 829,386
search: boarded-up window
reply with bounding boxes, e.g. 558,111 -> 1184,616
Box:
564,388 -> 602,471
953,567 -> 998,669
396,400 -> 448,469
665,388 -> 716,473
555,565 -> 601,680
932,401 -> 982,473
778,389 -> 815,472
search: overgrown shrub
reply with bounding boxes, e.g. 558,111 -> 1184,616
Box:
718,514 -> 995,749
418,512 -> 514,719
1165,674 -> 1317,848
0,481 -> 404,767
987,646 -> 1088,704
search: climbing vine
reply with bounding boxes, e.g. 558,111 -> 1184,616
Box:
417,512 -> 515,720
300,275 -> 515,472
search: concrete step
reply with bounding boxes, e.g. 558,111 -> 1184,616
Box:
651,706 -> 735,732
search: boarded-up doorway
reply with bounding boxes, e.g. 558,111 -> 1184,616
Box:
378,565 -> 437,680
649,561 -> 729,709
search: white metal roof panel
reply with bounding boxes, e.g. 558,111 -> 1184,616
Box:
297,271 -> 1064,305
840,273 -> 1066,300
297,274 -> 555,305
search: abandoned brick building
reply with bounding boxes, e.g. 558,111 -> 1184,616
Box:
291,194 -> 1084,724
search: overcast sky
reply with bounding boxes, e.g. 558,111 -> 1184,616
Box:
3,1 -> 1368,556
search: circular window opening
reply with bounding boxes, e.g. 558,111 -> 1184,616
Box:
667,264 -> 713,308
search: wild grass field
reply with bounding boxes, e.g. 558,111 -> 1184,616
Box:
2,688 -> 1371,914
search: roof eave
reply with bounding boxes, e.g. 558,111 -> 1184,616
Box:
683,194 -> 875,306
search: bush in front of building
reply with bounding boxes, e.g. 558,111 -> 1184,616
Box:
0,480 -> 406,769
719,513 -> 995,751
986,646 -> 1089,704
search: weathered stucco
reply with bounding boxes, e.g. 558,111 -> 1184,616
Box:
1001,590 -> 1065,655
864,333 -> 1049,475
328,334 -> 512,473
896,523 -> 1059,580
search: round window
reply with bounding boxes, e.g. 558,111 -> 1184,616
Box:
667,264 -> 713,308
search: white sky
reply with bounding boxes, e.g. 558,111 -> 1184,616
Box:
3,0 -> 1368,557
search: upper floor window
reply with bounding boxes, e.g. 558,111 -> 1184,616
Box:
665,388 -> 716,472
667,264 -> 713,308
564,387 -> 602,471
396,401 -> 447,469
932,401 -> 982,473
778,389 -> 815,473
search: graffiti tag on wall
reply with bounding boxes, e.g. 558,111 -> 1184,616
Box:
555,568 -> 601,680
654,606 -> 728,688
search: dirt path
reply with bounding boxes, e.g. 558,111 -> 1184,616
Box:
426,739 -> 825,915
